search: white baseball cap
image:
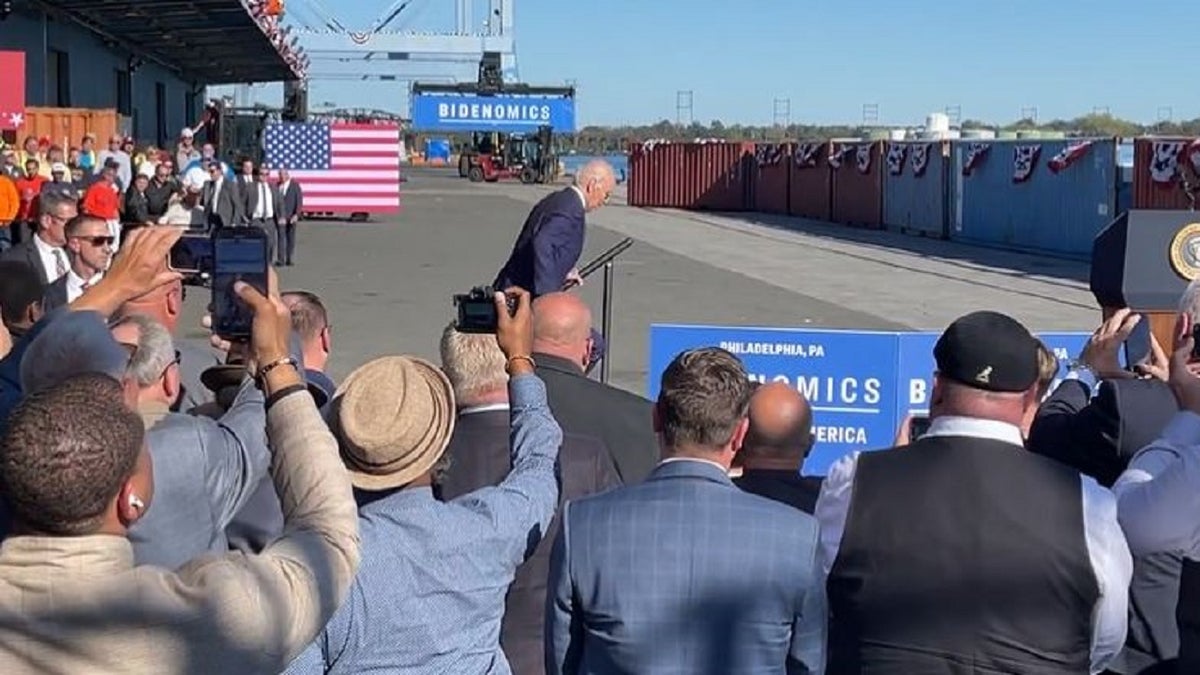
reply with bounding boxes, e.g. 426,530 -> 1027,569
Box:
180,127 -> 194,138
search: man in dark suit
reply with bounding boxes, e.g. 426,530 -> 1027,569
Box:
276,168 -> 303,266
0,261 -> 44,343
0,189 -> 75,286
546,347 -> 825,674
434,323 -> 621,675
243,164 -> 282,263
494,160 -> 616,367
1028,307 -> 1182,674
734,381 -> 822,514
530,291 -> 659,483
201,161 -> 241,230
41,215 -> 113,312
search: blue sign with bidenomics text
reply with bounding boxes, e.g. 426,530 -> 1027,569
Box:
647,324 -> 1091,477
410,93 -> 576,133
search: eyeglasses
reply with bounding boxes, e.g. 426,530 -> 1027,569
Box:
74,235 -> 115,247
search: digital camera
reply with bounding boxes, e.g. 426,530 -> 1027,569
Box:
453,286 -> 517,334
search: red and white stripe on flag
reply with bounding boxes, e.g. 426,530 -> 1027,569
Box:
264,122 -> 402,214
1047,140 -> 1093,174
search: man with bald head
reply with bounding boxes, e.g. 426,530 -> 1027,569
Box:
733,382 -> 823,514
531,291 -> 658,482
494,160 -> 617,370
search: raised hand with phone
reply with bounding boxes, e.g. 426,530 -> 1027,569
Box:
1076,308 -> 1169,382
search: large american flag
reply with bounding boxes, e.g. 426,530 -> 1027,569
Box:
262,122 -> 401,214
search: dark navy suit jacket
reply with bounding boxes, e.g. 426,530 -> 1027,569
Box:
546,459 -> 826,674
494,187 -> 586,296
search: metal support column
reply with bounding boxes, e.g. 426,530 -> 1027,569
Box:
600,261 -> 614,384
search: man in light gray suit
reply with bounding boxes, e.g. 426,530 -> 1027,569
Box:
244,163 -> 283,263
202,161 -> 242,230
110,313 -> 270,569
277,167 -> 303,266
546,347 -> 826,675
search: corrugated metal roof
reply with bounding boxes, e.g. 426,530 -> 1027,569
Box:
32,0 -> 299,84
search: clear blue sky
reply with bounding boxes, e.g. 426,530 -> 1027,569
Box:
228,0 -> 1197,127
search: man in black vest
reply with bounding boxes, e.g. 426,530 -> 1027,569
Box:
816,310 -> 1133,674
1112,310 -> 1200,675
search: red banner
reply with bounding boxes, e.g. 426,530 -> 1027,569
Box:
0,51 -> 26,131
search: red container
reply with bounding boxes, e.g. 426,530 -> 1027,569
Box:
752,142 -> 790,214
831,140 -> 884,228
1133,137 -> 1200,210
628,140 -> 754,210
787,140 -> 832,220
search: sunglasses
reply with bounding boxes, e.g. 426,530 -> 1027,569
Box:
75,235 -> 115,247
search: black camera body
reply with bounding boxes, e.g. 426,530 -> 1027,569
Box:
454,286 -> 516,333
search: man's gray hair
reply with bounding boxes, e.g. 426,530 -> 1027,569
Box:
20,311 -> 130,394
1180,279 -> 1200,323
39,189 -> 76,217
439,322 -> 508,406
109,314 -> 176,388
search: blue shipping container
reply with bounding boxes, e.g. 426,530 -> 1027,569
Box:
883,141 -> 950,237
951,138 -> 1118,259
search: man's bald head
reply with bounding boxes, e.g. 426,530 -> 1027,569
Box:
740,382 -> 813,466
574,160 -> 616,211
532,292 -> 593,370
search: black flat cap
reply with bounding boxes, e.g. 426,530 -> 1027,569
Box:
934,311 -> 1039,393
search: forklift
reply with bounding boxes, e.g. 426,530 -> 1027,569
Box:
418,52 -> 570,185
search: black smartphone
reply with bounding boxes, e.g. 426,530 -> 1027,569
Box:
211,227 -> 269,340
1124,314 -> 1152,369
169,233 -> 213,276
909,414 -> 931,442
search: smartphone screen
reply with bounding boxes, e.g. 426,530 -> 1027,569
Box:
169,234 -> 212,274
1124,314 -> 1152,368
211,229 -> 268,339
909,415 -> 931,442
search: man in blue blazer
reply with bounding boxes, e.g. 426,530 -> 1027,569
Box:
494,160 -> 616,369
545,347 -> 826,675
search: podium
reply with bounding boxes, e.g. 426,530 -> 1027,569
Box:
1092,209 -> 1200,351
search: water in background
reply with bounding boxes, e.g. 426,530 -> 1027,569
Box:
560,153 -> 629,182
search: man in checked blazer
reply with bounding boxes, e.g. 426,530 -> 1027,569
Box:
545,347 -> 826,675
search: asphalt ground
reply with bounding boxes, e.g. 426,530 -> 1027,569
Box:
180,167 -> 1100,396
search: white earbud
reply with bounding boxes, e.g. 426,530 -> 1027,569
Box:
129,495 -> 145,511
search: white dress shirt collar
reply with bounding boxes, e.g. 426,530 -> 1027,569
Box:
923,415 -> 1024,447
32,234 -> 66,281
65,269 -> 102,303
659,456 -> 729,475
568,184 -> 587,210
458,403 -> 509,416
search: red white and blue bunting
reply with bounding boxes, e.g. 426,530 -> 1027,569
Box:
755,143 -> 785,167
828,144 -> 850,169
1013,145 -> 1041,183
794,142 -> 821,168
1150,140 -> 1200,184
911,143 -> 932,177
886,143 -> 907,175
962,143 -> 991,176
855,144 -> 872,174
1047,140 -> 1093,174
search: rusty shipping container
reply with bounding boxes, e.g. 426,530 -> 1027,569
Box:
751,142 -> 790,214
1133,137 -> 1200,210
831,140 -> 885,228
628,140 -> 754,210
787,140 -> 832,220
18,107 -> 121,149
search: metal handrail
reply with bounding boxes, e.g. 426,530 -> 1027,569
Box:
575,237 -> 634,383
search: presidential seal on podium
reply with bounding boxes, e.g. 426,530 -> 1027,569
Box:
1169,222 -> 1200,281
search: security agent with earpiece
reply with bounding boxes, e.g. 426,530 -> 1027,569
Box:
814,310 -> 1134,674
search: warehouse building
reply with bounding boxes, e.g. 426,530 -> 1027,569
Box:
0,0 -> 300,145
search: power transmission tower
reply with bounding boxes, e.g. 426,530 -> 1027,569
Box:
1020,106 -> 1039,123
862,103 -> 879,126
944,105 -> 962,126
773,98 -> 791,129
1158,106 -> 1174,123
676,90 -> 694,127
1092,106 -> 1110,116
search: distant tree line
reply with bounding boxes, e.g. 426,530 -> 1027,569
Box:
556,113 -> 1200,154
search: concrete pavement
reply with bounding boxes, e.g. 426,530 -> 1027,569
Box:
181,168 -> 1101,397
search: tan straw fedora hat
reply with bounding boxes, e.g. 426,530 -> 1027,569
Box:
329,355 -> 456,491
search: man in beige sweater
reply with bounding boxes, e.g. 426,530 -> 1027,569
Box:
0,271 -> 361,674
